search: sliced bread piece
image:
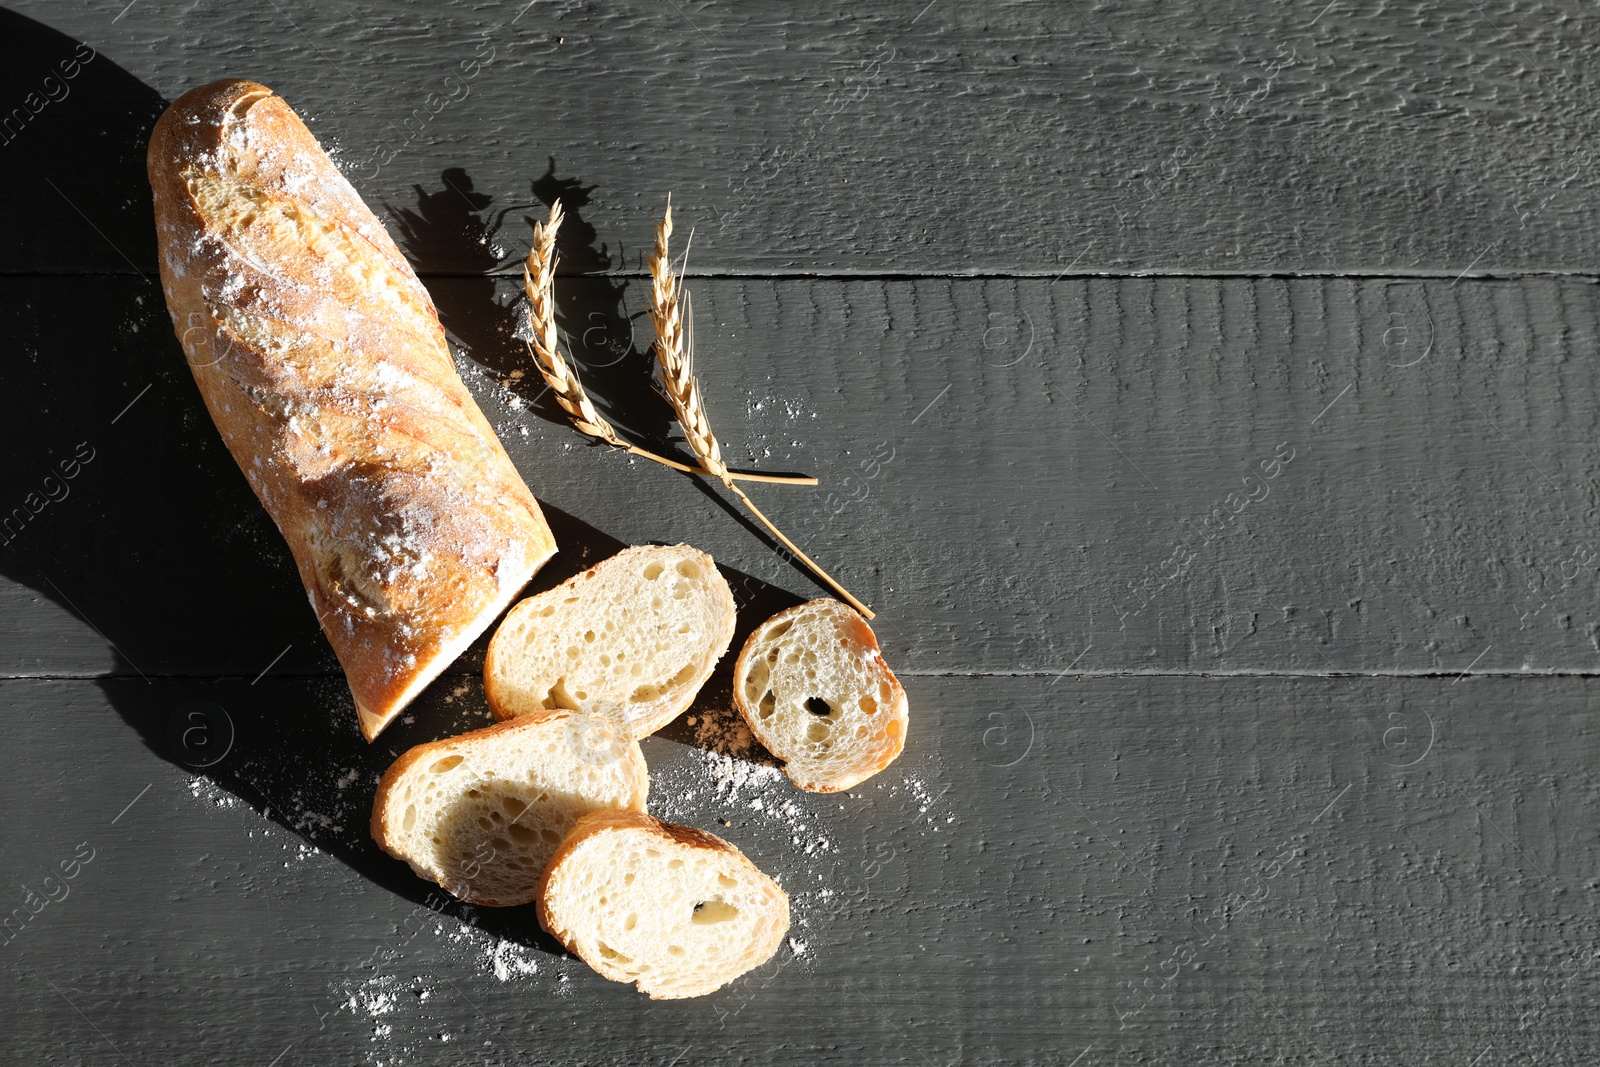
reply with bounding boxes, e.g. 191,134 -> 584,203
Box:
732,599 -> 908,793
537,809 -> 790,999
370,710 -> 647,906
484,544 -> 736,740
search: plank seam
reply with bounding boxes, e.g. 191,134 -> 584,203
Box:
9,269 -> 1600,282
7,669 -> 1599,681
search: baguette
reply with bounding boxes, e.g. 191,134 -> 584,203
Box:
485,544 -> 736,740
732,599 -> 908,792
370,709 -> 647,906
537,809 -> 790,998
147,80 -> 556,740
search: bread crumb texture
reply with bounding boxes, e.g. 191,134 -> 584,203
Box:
487,544 -> 735,739
372,710 -> 647,906
539,810 -> 789,999
734,599 -> 908,792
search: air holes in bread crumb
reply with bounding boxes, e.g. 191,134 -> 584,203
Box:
859,694 -> 878,714
430,756 -> 464,773
766,620 -> 793,641
757,691 -> 776,719
692,900 -> 739,925
546,678 -> 583,710
624,913 -> 638,931
676,559 -> 701,579
643,562 -> 664,580
806,720 -> 832,743
402,804 -> 417,831
805,696 -> 832,717
717,874 -> 737,888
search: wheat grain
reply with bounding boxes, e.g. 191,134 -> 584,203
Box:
523,200 -> 625,444
523,200 -> 813,486
649,197 -> 875,619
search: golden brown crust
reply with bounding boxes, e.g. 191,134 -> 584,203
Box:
731,599 -> 908,793
148,80 -> 556,740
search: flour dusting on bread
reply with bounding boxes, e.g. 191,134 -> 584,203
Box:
149,80 -> 557,741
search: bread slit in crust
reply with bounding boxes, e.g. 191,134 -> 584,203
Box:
147,79 -> 556,740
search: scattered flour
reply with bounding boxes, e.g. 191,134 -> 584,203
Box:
186,775 -> 242,809
880,774 -> 958,831
488,939 -> 539,982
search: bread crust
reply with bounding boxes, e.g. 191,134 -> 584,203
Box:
732,599 -> 908,792
148,80 -> 555,740
370,709 -> 648,906
483,544 -> 736,738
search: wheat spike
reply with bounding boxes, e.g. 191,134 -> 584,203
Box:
523,200 -> 813,486
523,201 -> 624,444
649,197 -> 874,619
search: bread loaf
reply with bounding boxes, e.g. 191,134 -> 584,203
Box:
147,79 -> 556,740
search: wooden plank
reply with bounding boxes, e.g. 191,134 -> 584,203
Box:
2,673 -> 1592,1064
9,0 -> 1600,276
4,274 -> 1600,677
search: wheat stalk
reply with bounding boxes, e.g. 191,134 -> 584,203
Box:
649,197 -> 875,619
522,200 -> 812,486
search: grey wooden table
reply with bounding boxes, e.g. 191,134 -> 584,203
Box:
3,2 -> 1598,1063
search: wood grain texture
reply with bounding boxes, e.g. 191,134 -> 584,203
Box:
2,674 -> 1593,1065
4,274 -> 1599,677
8,0 -> 1600,275
3,2 -> 1597,1064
